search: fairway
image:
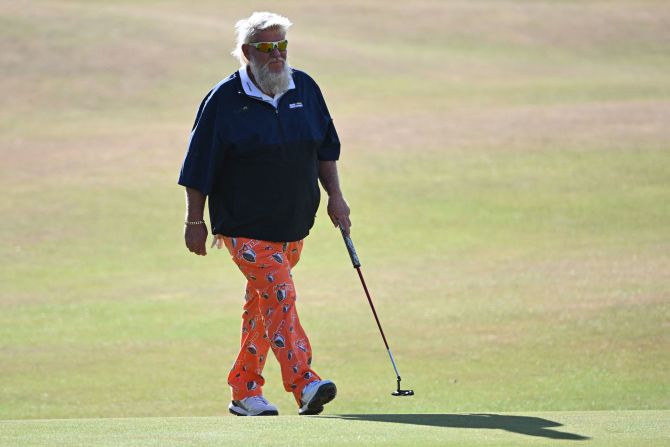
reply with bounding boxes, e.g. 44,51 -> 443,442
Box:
1,0 -> 669,445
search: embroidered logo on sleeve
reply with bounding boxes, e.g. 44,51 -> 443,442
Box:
289,102 -> 303,109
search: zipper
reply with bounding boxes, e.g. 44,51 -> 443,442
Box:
275,107 -> 288,148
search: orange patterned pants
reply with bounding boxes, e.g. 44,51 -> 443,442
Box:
222,236 -> 321,405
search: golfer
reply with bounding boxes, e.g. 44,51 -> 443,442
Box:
178,11 -> 351,416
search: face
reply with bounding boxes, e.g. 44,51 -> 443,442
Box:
243,28 -> 287,74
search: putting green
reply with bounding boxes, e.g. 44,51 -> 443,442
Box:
1,411 -> 668,447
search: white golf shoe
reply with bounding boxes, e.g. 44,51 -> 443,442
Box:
298,380 -> 337,415
228,395 -> 279,416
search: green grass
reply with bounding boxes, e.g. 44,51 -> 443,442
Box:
1,0 -> 669,444
1,412 -> 669,447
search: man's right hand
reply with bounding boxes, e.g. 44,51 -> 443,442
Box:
185,223 -> 208,256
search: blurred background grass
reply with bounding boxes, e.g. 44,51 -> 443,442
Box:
1,0 -> 669,419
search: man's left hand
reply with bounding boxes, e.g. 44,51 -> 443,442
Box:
327,193 -> 351,234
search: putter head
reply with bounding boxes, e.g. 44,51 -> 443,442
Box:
392,389 -> 414,396
392,377 -> 414,396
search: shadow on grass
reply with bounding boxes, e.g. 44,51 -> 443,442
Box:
322,414 -> 589,440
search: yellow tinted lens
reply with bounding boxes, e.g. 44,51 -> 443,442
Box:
255,42 -> 274,53
277,40 -> 288,51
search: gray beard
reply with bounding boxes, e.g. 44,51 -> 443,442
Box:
249,60 -> 291,96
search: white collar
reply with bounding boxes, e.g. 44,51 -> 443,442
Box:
239,65 -> 295,108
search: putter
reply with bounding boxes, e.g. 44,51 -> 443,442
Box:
338,223 -> 414,397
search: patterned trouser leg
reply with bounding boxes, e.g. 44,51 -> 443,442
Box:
227,287 -> 271,399
224,237 -> 320,405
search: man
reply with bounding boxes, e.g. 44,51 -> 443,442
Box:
178,11 -> 351,417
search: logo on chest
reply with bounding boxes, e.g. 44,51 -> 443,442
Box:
288,102 -> 303,109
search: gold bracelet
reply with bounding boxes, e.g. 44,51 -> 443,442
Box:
184,220 -> 205,225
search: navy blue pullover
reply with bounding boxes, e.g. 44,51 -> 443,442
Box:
178,69 -> 340,242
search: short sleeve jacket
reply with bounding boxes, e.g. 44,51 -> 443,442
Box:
178,69 -> 340,242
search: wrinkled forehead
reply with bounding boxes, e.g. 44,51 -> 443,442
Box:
250,27 -> 286,43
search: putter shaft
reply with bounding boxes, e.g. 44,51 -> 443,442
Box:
339,225 -> 413,396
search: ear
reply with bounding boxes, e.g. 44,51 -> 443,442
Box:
241,44 -> 251,61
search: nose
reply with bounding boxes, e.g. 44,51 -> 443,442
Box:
270,46 -> 282,57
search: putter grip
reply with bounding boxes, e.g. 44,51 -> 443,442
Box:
339,225 -> 361,268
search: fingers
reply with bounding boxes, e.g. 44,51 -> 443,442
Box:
333,215 -> 352,235
186,242 -> 206,256
187,240 -> 207,256
211,235 -> 224,249
195,241 -> 207,256
340,216 -> 352,235
327,194 -> 352,235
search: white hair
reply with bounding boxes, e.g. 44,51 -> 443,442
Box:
232,11 -> 292,66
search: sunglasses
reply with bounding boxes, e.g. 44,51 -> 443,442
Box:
247,39 -> 288,53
